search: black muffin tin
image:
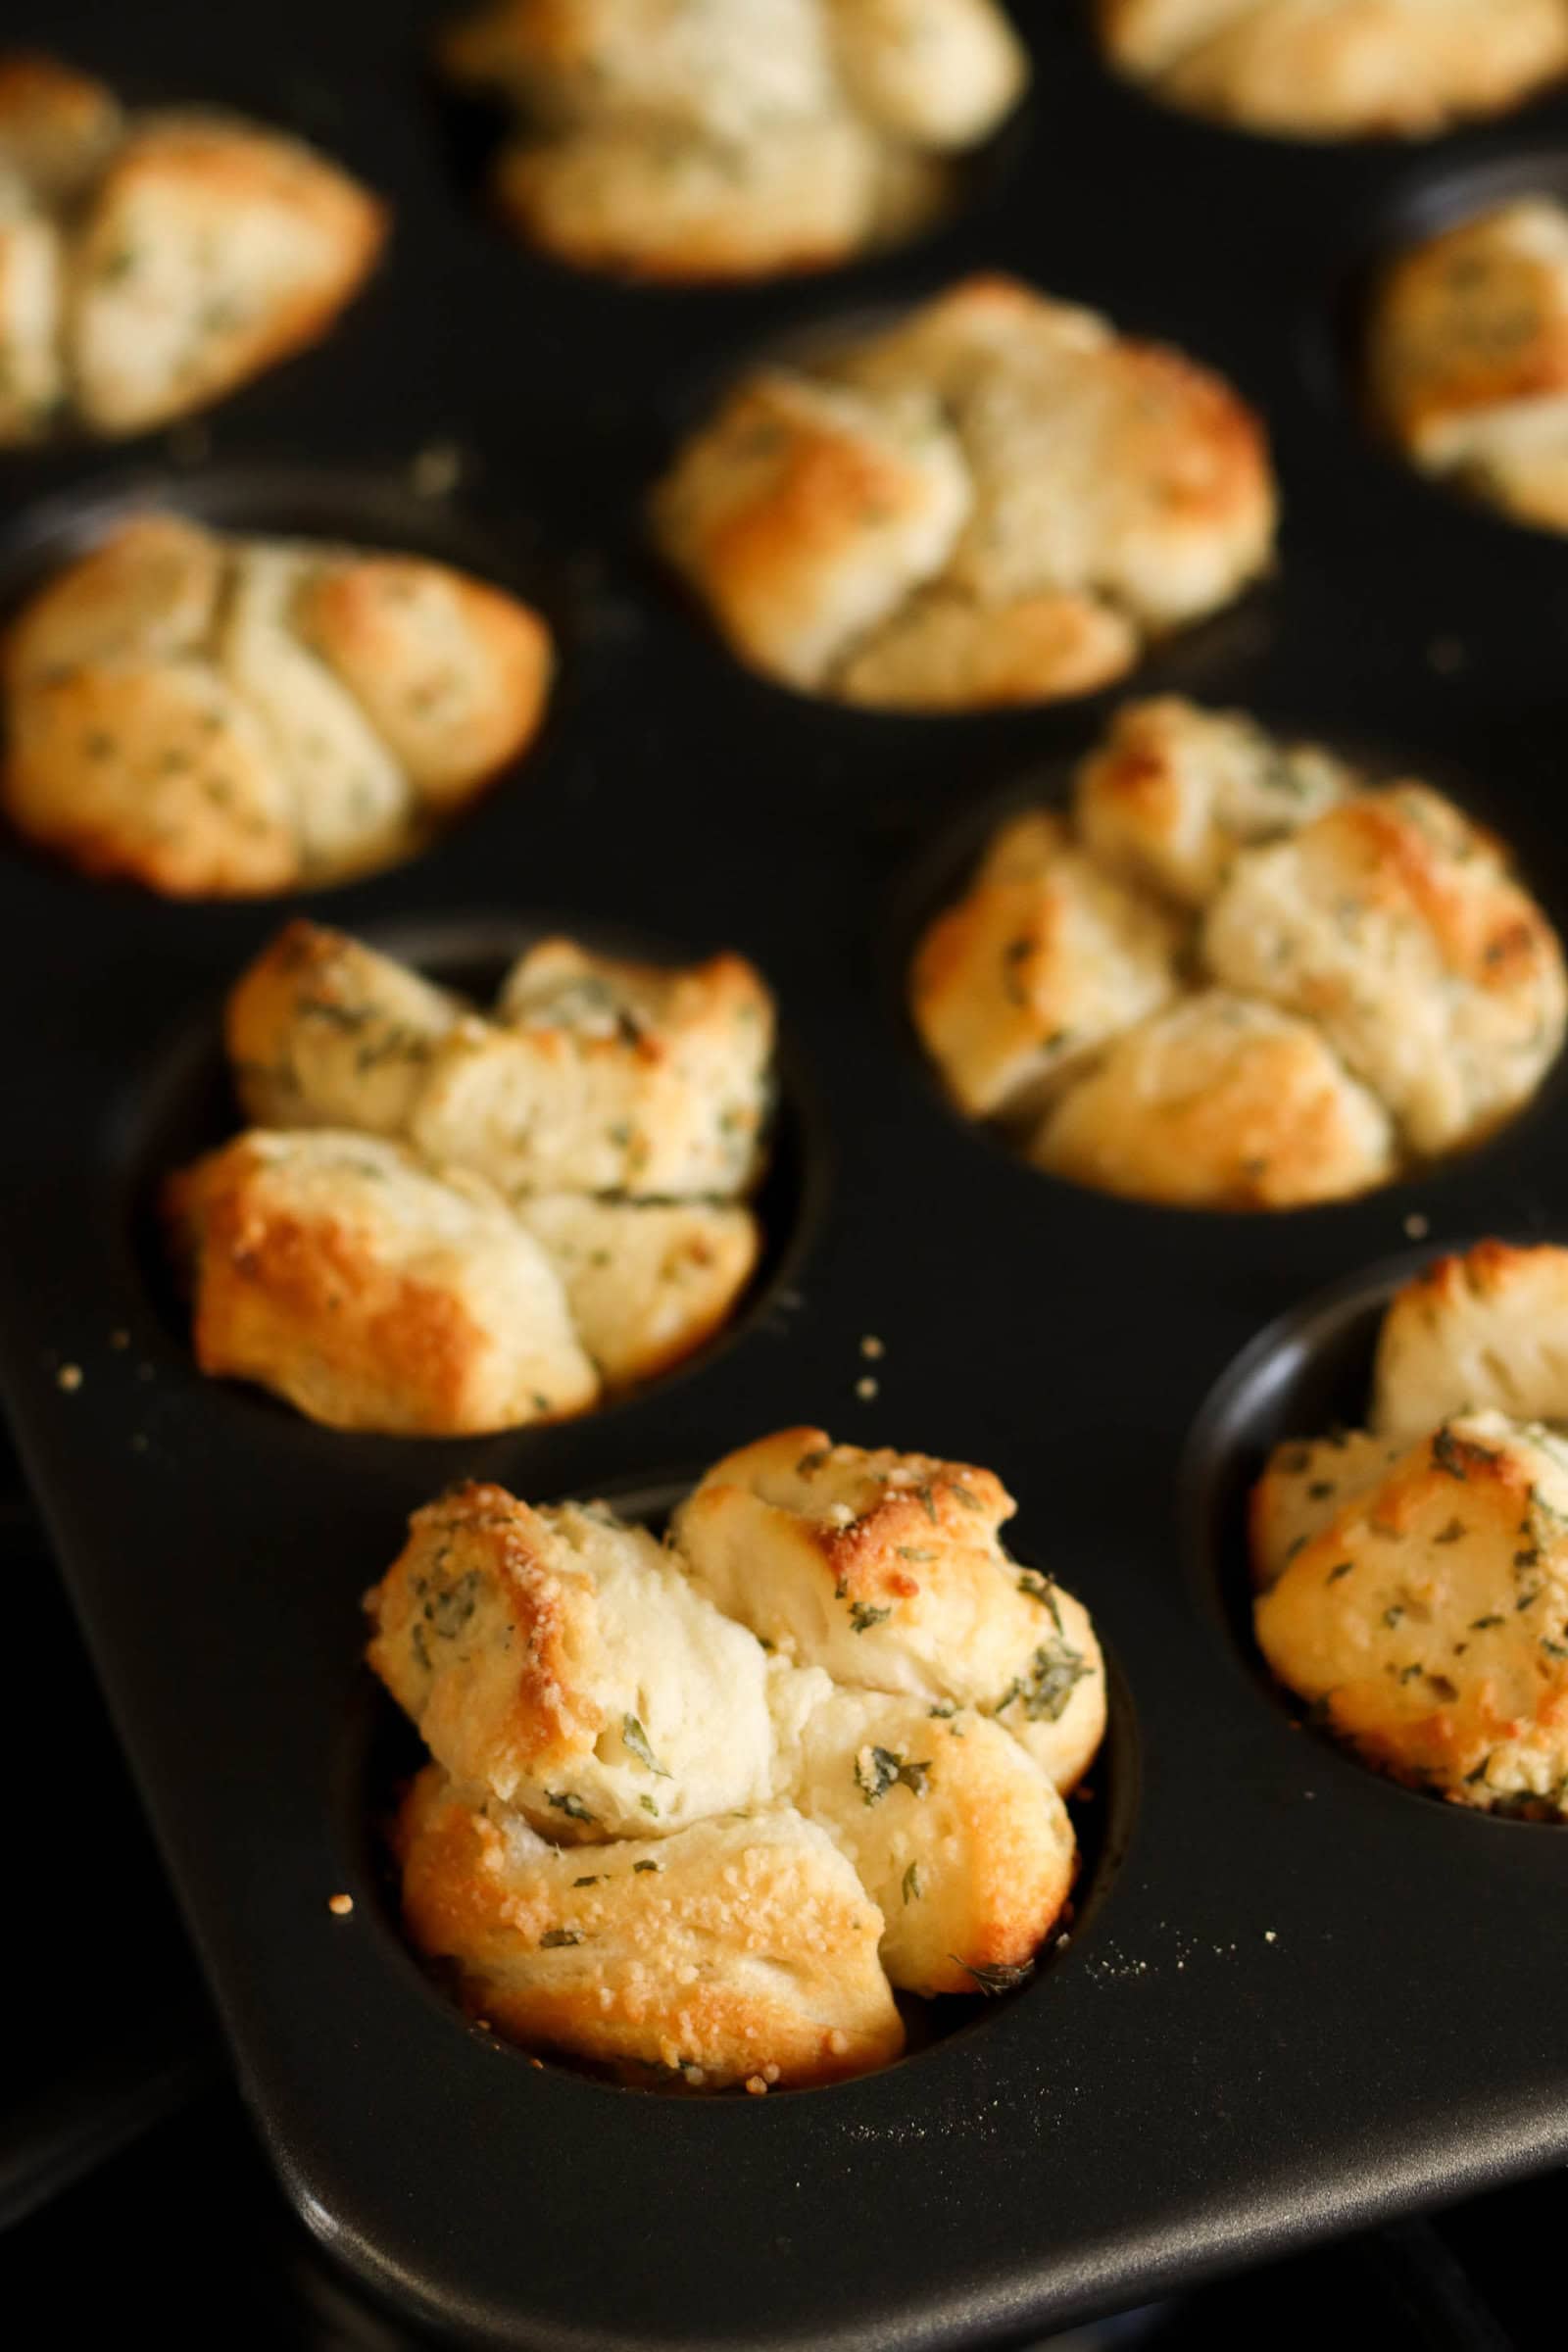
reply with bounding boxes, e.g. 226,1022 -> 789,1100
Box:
7,3 -> 1568,2344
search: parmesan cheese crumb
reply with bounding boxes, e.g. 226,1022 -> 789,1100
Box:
855,1376 -> 879,1401
827,2029 -> 849,2056
57,1363 -> 82,1392
859,1336 -> 885,1360
1263,1930 -> 1277,1944
411,440 -> 464,497
327,1892 -> 354,1917
745,2075 -> 768,2096
762,2063 -> 781,2083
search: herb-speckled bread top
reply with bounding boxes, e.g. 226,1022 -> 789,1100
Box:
0,53 -> 384,443
439,0 -> 1026,282
652,275 -> 1277,710
910,696 -> 1565,1209
2,515 -> 553,896
369,1430 -> 1103,2084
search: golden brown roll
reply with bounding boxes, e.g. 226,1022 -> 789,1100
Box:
652,275 -> 1277,710
1254,1410 -> 1568,1813
189,920 -> 776,1431
1372,1240 -> 1568,1441
439,0 -> 1025,283
166,1130 -> 598,1435
1098,0 -> 1568,141
671,1428 -> 1106,1793
2,517 -> 552,896
911,701 -> 1566,1208
396,1767 -> 905,2088
1367,198 -> 1568,533
0,54 -> 383,442
367,1483 -> 778,1837
374,1426 -> 1107,2082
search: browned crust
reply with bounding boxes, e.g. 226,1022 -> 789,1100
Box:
367,1482 -> 603,1776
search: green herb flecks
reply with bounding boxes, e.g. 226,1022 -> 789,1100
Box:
622,1714 -> 671,1777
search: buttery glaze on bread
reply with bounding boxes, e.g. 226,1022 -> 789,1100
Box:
368,1431 -> 1105,2082
2,515 -> 553,896
171,921 -> 775,1433
0,53 -> 383,442
439,0 -> 1027,283
1252,1239 -> 1568,1814
396,1769 -> 905,2087
1098,0 -> 1568,141
910,696 -> 1565,1210
1367,198 -> 1568,534
651,275 -> 1276,710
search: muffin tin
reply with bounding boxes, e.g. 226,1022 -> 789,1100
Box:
7,3 -> 1568,2345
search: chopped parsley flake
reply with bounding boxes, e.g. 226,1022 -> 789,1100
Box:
622,1714 -> 671,1777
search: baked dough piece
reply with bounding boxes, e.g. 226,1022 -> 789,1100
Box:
166,1130 -> 597,1434
396,1768 -> 904,2087
1099,0 -> 1568,140
654,275 -> 1276,708
1254,1410 -> 1568,1813
672,1429 -> 1106,1792
777,1676 -> 1077,1995
650,370 -> 972,693
1032,991 -> 1396,1210
514,1196 -> 760,1386
367,1484 -> 776,1838
441,0 -> 1024,282
910,809 -> 1181,1118
226,920 -> 463,1138
1367,198 -> 1568,533
1372,1241 -> 1568,1441
415,937 -> 775,1200
1250,1428 -> 1409,1589
1202,785 -> 1568,1157
2,516 -> 552,896
1075,695 -> 1352,909
0,56 -> 383,442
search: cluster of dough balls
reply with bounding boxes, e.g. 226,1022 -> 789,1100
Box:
652,274 -> 1277,710
1368,196 -> 1568,535
166,919 -> 775,1433
368,1429 -> 1106,2088
1253,1240 -> 1568,1818
0,53 -> 383,443
912,696 -> 1566,1210
439,0 -> 1028,281
1098,0 -> 1568,141
1,514 -> 554,896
